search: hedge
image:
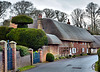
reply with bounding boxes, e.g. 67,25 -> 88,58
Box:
46,53 -> 54,62
0,46 -> 3,52
0,26 -> 13,40
11,15 -> 33,28
16,45 -> 29,57
7,28 -> 48,50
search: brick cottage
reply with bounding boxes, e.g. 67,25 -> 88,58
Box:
28,18 -> 100,61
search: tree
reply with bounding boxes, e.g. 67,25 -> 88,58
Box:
10,0 -> 35,15
2,19 -> 10,27
71,8 -> 86,28
43,8 -> 56,19
11,15 -> 33,28
86,2 -> 100,34
55,10 -> 68,22
0,1 -> 11,19
30,9 -> 43,19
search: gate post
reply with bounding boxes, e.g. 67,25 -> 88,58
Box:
29,48 -> 33,65
10,41 -> 17,71
0,40 -> 7,72
38,48 -> 43,62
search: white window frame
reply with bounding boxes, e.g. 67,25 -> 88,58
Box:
82,48 -> 84,52
72,48 -> 76,53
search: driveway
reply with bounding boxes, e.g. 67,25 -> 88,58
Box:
24,55 -> 98,72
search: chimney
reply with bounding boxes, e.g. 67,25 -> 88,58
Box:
67,19 -> 70,25
37,14 -> 43,29
88,26 -> 90,31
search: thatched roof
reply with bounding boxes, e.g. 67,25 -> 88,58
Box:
47,34 -> 62,44
93,35 -> 100,48
94,35 -> 100,41
28,18 -> 100,47
41,18 -> 95,42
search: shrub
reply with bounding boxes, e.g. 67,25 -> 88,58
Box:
0,26 -> 13,40
0,46 -> 3,51
97,49 -> 100,64
11,15 -> 33,28
7,28 -> 48,50
72,55 -> 76,58
69,55 -> 72,58
17,45 -> 29,57
80,53 -> 83,56
46,53 -> 54,62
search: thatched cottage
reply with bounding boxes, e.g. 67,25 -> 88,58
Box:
28,18 -> 100,58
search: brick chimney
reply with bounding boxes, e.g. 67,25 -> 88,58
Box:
37,14 -> 43,29
67,19 -> 70,25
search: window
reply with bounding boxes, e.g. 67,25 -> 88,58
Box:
87,48 -> 88,53
72,48 -> 76,53
82,48 -> 84,52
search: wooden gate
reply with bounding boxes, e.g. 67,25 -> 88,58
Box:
33,52 -> 40,64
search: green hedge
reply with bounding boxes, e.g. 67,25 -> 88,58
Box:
11,15 -> 33,28
16,45 -> 29,57
0,26 -> 13,40
0,46 -> 3,52
7,28 -> 48,50
46,53 -> 54,62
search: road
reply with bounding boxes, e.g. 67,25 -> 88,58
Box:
24,55 -> 98,72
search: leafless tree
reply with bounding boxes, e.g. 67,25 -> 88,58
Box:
30,9 -> 43,19
43,8 -> 56,19
10,0 -> 35,15
86,2 -> 100,34
0,1 -> 11,19
71,8 -> 86,28
55,10 -> 68,22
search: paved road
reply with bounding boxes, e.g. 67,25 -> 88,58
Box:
24,55 -> 98,72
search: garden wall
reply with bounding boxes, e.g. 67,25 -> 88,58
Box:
16,51 -> 31,68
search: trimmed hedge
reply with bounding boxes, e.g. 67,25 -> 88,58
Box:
46,53 -> 54,62
16,45 -> 29,57
7,28 -> 48,50
97,48 -> 100,71
0,26 -> 13,40
11,15 -> 33,28
0,46 -> 3,52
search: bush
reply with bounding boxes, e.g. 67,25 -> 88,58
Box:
7,28 -> 48,50
46,53 -> 54,62
69,55 -> 72,58
0,26 -> 13,40
72,55 -> 76,58
0,46 -> 3,51
97,49 -> 100,64
80,53 -> 83,56
95,61 -> 100,71
17,45 -> 29,57
11,15 -> 33,28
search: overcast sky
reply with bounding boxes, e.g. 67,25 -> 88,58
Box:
3,0 -> 100,14
1,0 -> 100,25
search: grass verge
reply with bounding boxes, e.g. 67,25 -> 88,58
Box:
17,65 -> 36,72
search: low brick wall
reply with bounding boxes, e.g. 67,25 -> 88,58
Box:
16,51 -> 31,68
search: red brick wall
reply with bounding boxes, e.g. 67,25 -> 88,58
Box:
59,41 -> 90,55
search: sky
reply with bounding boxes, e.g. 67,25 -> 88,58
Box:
3,0 -> 100,14
1,0 -> 100,25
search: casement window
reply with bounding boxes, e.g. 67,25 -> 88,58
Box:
82,48 -> 84,52
87,48 -> 88,53
72,48 -> 76,53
